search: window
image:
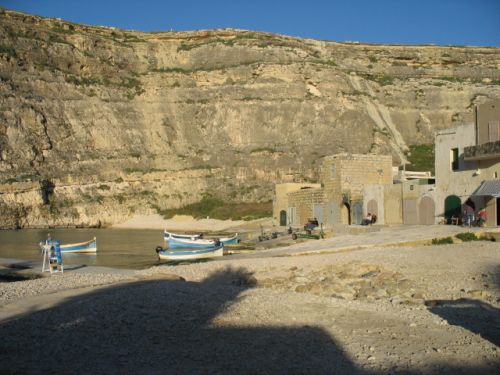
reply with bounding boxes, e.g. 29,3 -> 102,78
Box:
450,148 -> 459,171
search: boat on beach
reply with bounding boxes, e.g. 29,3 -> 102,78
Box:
40,237 -> 97,254
155,243 -> 224,261
218,233 -> 240,245
166,236 -> 221,249
163,230 -> 203,242
164,230 -> 239,248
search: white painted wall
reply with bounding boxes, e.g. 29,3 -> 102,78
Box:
435,124 -> 481,219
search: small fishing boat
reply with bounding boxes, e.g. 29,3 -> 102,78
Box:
218,233 -> 240,245
163,230 -> 203,242
39,237 -> 97,255
155,244 -> 224,261
164,230 -> 239,246
166,236 -> 221,249
60,238 -> 97,253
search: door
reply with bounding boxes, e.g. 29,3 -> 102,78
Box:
279,210 -> 287,226
488,120 -> 500,142
403,199 -> 418,224
341,203 -> 350,225
444,195 -> 461,222
313,204 -> 324,225
367,199 -> 378,216
298,204 -> 310,226
419,196 -> 435,224
287,207 -> 296,226
352,201 -> 364,225
497,197 -> 500,226
326,202 -> 336,226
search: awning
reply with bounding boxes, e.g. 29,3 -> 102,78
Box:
472,180 -> 500,197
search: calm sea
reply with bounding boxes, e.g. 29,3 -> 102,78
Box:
0,228 -> 167,270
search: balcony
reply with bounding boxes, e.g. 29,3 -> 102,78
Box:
464,140 -> 500,161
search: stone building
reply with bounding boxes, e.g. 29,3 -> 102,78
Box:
320,154 -> 393,226
277,154 -> 393,228
435,99 -> 500,226
273,183 -> 321,226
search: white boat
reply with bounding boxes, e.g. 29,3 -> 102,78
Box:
166,236 -> 221,249
218,233 -> 240,245
60,238 -> 97,253
156,244 -> 224,261
164,230 -> 239,247
163,230 -> 203,242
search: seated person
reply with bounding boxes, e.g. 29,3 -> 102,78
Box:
371,214 -> 377,224
304,218 -> 319,231
361,213 -> 372,225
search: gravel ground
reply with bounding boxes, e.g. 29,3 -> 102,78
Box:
0,238 -> 499,374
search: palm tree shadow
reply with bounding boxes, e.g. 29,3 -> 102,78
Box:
0,267 -> 364,374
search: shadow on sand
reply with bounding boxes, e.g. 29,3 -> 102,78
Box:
0,267 -> 498,374
426,298 -> 500,347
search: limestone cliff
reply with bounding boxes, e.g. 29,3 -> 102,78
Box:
0,9 -> 499,228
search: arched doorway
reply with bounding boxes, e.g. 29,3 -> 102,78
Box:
367,199 -> 379,224
352,201 -> 364,225
419,196 -> 435,224
341,202 -> 351,225
444,195 -> 461,223
367,199 -> 378,216
279,210 -> 287,226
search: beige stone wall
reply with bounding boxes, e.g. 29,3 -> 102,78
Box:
273,183 -> 321,224
321,153 -> 392,200
477,99 -> 500,145
384,184 -> 403,224
401,183 -> 437,224
287,188 -> 325,226
382,182 -> 437,224
363,184 -> 386,224
321,154 -> 393,224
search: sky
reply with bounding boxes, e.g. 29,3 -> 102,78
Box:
1,0 -> 499,46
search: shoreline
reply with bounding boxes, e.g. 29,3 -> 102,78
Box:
111,214 -> 251,231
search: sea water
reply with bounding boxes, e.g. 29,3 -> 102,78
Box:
0,228 -> 166,270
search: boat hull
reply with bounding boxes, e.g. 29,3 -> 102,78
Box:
163,230 -> 202,242
219,234 -> 240,245
60,238 -> 97,253
166,237 -> 220,249
158,245 -> 223,260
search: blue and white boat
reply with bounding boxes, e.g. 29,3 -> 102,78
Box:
218,233 -> 240,245
163,230 -> 203,242
156,244 -> 224,261
60,238 -> 97,253
40,237 -> 97,254
164,230 -> 239,247
166,236 -> 221,249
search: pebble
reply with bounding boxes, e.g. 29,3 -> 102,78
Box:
0,272 -> 134,305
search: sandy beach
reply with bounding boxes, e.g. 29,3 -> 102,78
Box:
0,223 -> 499,374
111,214 -> 252,232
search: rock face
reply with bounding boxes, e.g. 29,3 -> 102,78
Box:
0,9 -> 499,228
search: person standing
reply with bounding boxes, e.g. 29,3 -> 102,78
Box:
463,203 -> 474,227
